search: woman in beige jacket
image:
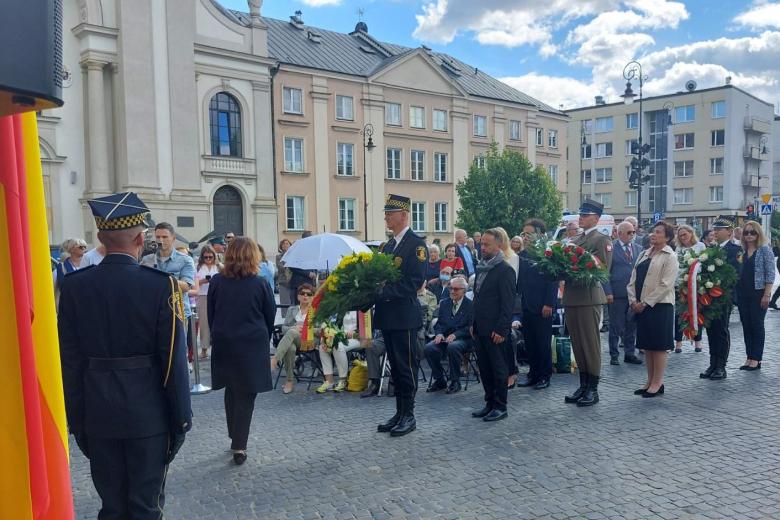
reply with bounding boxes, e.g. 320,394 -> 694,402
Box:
627,221 -> 679,397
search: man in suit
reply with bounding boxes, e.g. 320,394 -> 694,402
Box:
562,199 -> 613,407
59,193 -> 191,519
605,221 -> 643,366
701,216 -> 742,380
425,276 -> 474,394
473,231 -> 482,261
516,219 -> 559,390
373,194 -> 428,437
454,228 -> 476,277
470,229 -> 516,422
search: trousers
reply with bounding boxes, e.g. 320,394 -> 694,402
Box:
705,306 -> 732,363
224,386 -> 257,451
565,305 -> 603,376
319,346 -> 349,378
89,433 -> 169,520
275,328 -> 300,380
424,338 -> 470,383
521,313 -> 553,381
196,295 -> 211,350
383,328 -> 420,414
738,289 -> 767,361
475,335 -> 509,412
608,297 -> 637,357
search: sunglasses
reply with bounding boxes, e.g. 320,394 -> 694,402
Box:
743,230 -> 758,236
202,255 -> 215,259
77,245 -> 87,249
299,292 -> 314,297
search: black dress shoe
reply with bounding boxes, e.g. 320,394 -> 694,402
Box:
743,363 -> 762,371
389,415 -> 416,437
533,378 -> 550,390
709,367 -> 727,380
624,355 -> 643,365
482,409 -> 508,422
426,379 -> 448,393
517,377 -> 535,387
610,357 -> 620,365
377,413 -> 401,433
577,376 -> 600,407
642,384 -> 665,398
471,405 -> 493,418
565,372 -> 588,403
360,381 -> 379,398
699,365 -> 715,379
739,364 -> 750,370
233,452 -> 247,465
445,381 -> 461,394
633,387 -> 648,395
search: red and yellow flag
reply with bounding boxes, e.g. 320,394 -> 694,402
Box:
0,112 -> 74,518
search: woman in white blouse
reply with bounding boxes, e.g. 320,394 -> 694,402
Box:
674,225 -> 706,353
194,245 -> 221,359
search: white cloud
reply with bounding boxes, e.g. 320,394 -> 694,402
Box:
499,73 -> 615,110
734,1 -> 780,30
300,0 -> 342,6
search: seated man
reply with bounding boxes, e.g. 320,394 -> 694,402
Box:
360,330 -> 386,398
425,276 -> 473,394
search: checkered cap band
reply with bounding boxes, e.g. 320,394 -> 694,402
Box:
384,198 -> 410,212
94,212 -> 149,230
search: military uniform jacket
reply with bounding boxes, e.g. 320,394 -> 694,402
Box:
58,254 -> 192,439
373,229 -> 428,330
562,228 -> 613,307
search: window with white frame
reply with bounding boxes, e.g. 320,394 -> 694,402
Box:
710,157 -> 724,175
474,154 -> 486,169
434,152 -> 447,182
336,95 -> 354,120
548,129 -> 558,148
338,198 -> 356,231
674,105 -> 695,123
411,201 -> 426,232
411,150 -> 425,180
625,165 -> 631,181
674,133 -> 694,149
535,127 -> 544,146
284,137 -> 303,172
595,192 -> 612,208
286,195 -> 304,230
674,160 -> 694,178
595,116 -> 613,132
625,139 -> 639,156
625,191 -> 637,207
711,101 -> 726,119
283,87 -> 303,114
474,115 -> 487,137
385,103 -> 401,126
673,187 -> 693,204
433,109 -> 448,131
336,143 -> 354,176
581,169 -> 592,184
626,113 -> 638,129
386,148 -> 401,179
548,164 -> 558,185
581,143 -> 592,159
709,186 -> 723,203
509,120 -> 521,140
410,106 -> 425,128
434,202 -> 448,232
582,119 -> 594,133
595,142 -> 613,158
595,167 -> 612,183
711,129 -> 725,146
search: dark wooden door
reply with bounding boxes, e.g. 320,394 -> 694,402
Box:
213,185 -> 243,236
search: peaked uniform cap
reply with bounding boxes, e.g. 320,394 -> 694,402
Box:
712,215 -> 736,229
384,194 -> 411,212
578,198 -> 604,216
88,192 -> 150,230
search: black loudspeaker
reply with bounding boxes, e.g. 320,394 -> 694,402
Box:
0,0 -> 64,116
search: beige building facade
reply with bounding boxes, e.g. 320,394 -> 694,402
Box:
565,84 -> 774,230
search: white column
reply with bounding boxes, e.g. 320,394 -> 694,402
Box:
251,78 -> 278,248
84,60 -> 111,194
451,99 -> 470,218
493,106 -> 506,151
311,81 -> 331,233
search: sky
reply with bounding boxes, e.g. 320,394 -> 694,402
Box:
221,0 -> 780,112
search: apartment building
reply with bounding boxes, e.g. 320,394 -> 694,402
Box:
252,12 -> 568,243
565,84 -> 774,230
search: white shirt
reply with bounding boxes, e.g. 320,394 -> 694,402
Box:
719,239 -> 731,248
390,226 -> 410,251
81,248 -> 105,267
583,226 -> 598,235
196,265 -> 220,296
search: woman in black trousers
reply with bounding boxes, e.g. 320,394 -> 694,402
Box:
208,237 -> 276,465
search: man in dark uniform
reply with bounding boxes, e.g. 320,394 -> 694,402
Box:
373,194 -> 428,437
59,192 -> 192,519
701,215 -> 742,380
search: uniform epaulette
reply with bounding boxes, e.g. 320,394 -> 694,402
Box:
140,264 -> 174,277
64,264 -> 96,277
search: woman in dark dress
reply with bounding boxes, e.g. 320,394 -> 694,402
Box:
208,237 -> 276,465
627,222 -> 678,397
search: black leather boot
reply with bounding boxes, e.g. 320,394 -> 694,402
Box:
709,356 -> 727,380
377,396 -> 402,432
699,355 -> 716,379
564,371 -> 588,403
577,375 -> 600,407
390,398 -> 416,437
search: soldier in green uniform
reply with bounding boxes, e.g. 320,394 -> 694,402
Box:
562,199 -> 613,407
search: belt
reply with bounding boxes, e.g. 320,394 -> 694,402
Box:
88,354 -> 159,370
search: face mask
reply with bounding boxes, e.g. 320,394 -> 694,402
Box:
439,274 -> 451,282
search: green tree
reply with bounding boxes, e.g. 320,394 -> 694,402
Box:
455,144 -> 562,237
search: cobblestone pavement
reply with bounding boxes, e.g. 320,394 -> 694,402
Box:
71,311 -> 780,519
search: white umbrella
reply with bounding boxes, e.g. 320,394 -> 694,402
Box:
281,233 -> 371,271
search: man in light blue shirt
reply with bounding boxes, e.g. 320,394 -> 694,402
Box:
454,229 -> 475,277
141,222 -> 196,319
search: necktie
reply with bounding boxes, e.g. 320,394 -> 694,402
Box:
625,245 -> 632,262
385,238 -> 396,253
452,301 -> 459,316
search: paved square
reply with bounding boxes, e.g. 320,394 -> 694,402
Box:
71,312 -> 780,519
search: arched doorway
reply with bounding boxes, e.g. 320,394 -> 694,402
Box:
213,185 -> 244,236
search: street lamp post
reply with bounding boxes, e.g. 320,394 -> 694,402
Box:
360,123 -> 376,241
622,60 -> 651,225
579,122 -> 587,204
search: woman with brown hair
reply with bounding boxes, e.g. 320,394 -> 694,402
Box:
673,225 -> 706,353
627,221 -> 679,397
208,237 -> 276,465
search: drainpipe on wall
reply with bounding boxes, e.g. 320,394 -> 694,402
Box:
269,65 -> 279,202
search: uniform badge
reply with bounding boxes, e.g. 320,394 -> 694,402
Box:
394,256 -> 403,268
737,252 -> 744,264
416,246 -> 427,262
169,288 -> 185,321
